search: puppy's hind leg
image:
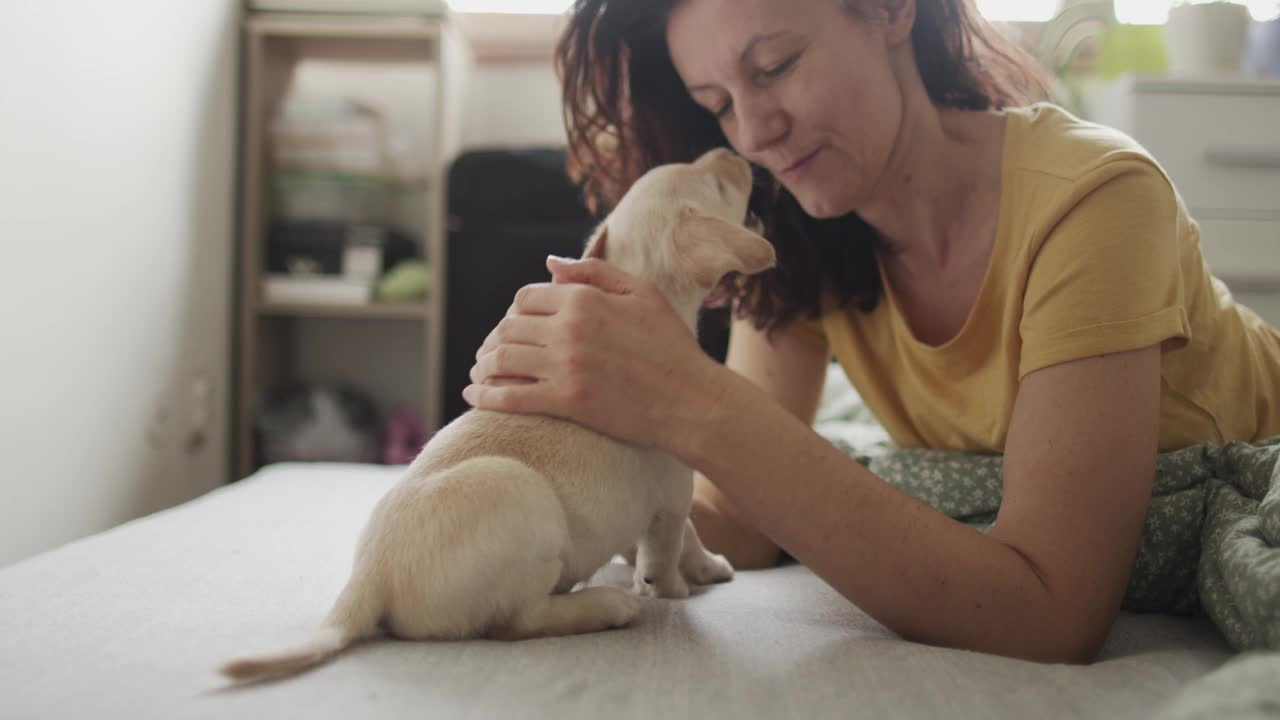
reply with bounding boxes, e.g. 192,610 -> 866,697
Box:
492,559 -> 641,640
634,510 -> 691,599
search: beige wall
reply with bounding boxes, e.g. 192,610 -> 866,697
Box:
0,1 -> 240,567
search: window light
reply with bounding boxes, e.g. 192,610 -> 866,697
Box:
975,0 -> 1059,22
447,0 -> 1073,22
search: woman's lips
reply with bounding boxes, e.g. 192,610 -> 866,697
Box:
780,147 -> 822,182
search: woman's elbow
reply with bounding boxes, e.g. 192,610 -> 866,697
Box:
916,605 -> 1114,664
1019,612 -> 1113,665
1021,634 -> 1106,665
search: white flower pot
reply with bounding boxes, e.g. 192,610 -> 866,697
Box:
1247,19 -> 1280,77
1164,3 -> 1253,77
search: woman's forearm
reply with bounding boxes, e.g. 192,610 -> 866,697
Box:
672,367 -> 1104,663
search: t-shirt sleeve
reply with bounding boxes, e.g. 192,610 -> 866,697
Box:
1018,162 -> 1191,379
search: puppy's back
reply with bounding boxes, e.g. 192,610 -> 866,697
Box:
412,410 -> 644,484
413,410 -> 675,536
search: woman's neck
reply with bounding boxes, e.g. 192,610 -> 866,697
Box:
857,89 -> 1007,273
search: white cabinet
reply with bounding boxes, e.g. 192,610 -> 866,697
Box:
1086,75 -> 1280,326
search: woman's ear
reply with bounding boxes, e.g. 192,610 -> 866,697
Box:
674,209 -> 777,290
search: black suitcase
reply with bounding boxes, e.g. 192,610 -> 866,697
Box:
441,148 -> 730,426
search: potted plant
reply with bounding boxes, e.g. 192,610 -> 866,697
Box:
1164,0 -> 1253,76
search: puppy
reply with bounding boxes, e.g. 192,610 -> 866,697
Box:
220,148 -> 776,683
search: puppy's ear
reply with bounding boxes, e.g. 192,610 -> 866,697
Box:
582,224 -> 608,260
674,209 -> 777,290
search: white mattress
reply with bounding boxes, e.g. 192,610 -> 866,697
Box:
0,463 -> 1234,719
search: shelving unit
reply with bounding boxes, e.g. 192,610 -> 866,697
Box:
233,10 -> 470,479
256,301 -> 432,320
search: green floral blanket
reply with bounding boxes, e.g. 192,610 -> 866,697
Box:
812,367 -> 1280,717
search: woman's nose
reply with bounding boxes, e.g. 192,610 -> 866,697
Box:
733,94 -> 788,155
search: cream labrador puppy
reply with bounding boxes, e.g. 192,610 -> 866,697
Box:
221,148 -> 775,683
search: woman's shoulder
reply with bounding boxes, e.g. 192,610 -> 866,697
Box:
1004,102 -> 1165,186
1002,101 -> 1182,226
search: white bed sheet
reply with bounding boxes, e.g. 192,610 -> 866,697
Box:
0,463 -> 1234,719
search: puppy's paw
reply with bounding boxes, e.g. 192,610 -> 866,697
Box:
633,568 -> 690,600
599,587 -> 643,628
682,550 -> 734,585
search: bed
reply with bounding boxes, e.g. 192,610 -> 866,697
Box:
0,459 -> 1246,720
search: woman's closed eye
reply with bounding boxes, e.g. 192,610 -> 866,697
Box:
757,54 -> 799,82
712,55 -> 800,119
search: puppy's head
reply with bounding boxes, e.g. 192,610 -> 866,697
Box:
583,148 -> 776,320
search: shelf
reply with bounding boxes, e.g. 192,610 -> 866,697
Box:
1110,74 -> 1280,98
247,12 -> 446,62
258,300 -> 431,319
248,12 -> 445,40
1218,273 -> 1280,293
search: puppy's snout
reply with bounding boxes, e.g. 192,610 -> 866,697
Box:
723,156 -> 752,196
700,149 -> 752,197
698,147 -> 735,165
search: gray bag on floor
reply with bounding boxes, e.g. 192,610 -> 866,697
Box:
254,384 -> 382,465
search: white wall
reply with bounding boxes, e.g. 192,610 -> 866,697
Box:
0,15 -> 565,568
0,1 -> 239,567
463,63 -> 567,148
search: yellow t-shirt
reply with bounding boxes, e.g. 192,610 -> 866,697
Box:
806,102 -> 1280,452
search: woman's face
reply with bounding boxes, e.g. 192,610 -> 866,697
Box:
666,0 -> 909,219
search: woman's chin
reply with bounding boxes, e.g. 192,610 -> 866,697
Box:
790,188 -> 855,220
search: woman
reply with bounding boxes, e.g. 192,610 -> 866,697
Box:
463,0 -> 1280,662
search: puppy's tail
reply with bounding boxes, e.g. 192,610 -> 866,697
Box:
219,578 -> 383,684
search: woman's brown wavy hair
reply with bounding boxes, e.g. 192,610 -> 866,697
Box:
555,0 -> 1048,332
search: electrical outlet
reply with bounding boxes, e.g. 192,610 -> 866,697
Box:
186,373 -> 212,453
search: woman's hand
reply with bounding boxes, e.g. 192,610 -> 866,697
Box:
464,256 -> 724,452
